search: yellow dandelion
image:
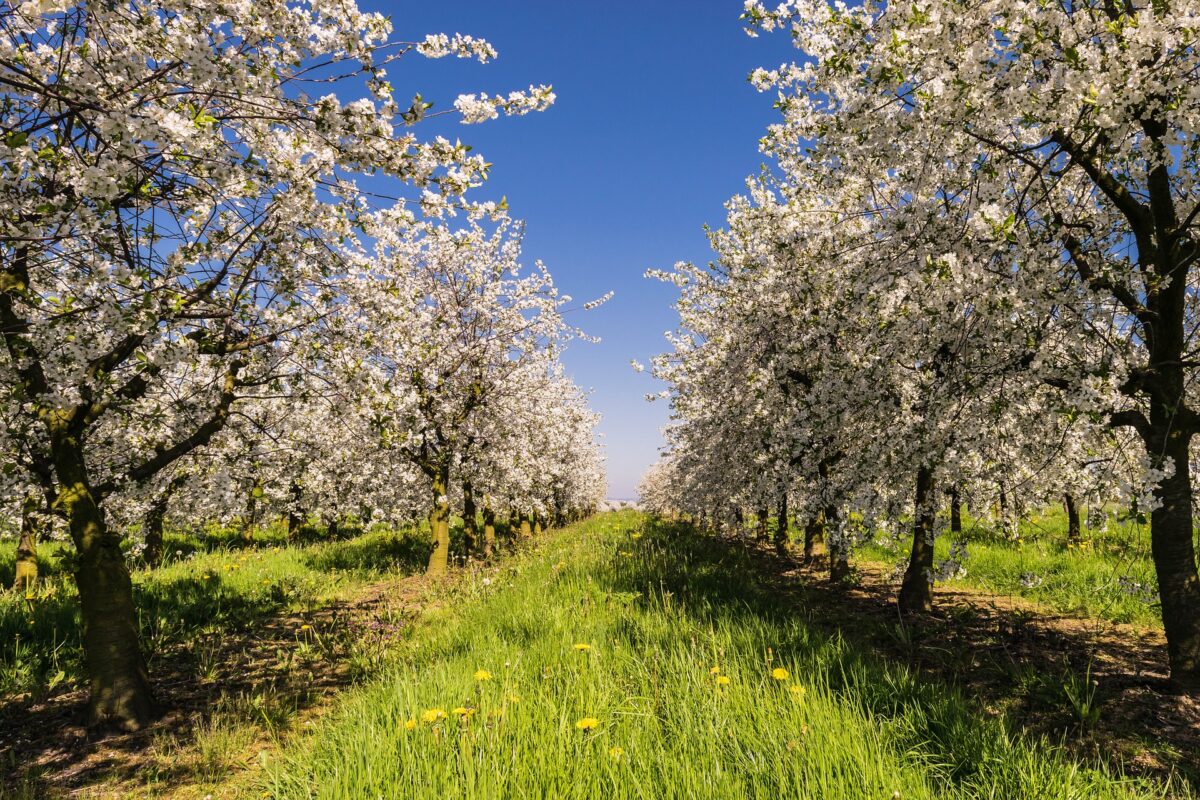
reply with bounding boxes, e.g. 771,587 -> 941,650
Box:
716,675 -> 731,686
573,643 -> 591,652
710,666 -> 720,675
453,706 -> 475,718
575,717 -> 599,731
474,669 -> 492,681
404,718 -> 416,730
609,746 -> 625,759
421,708 -> 447,723
299,624 -> 312,631
789,684 -> 807,698
771,667 -> 789,681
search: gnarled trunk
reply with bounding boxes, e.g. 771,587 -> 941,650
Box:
55,442 -> 157,730
898,465 -> 936,614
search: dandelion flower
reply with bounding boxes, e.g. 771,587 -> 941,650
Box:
575,717 -> 599,731
789,684 -> 806,698
573,643 -> 591,652
771,667 -> 789,681
716,675 -> 731,686
709,666 -> 720,675
453,706 -> 475,718
404,718 -> 416,730
609,746 -> 624,759
421,708 -> 447,723
299,624 -> 312,631
474,669 -> 492,681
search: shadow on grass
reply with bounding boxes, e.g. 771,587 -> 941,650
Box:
0,527 -> 438,797
602,518 -> 1199,795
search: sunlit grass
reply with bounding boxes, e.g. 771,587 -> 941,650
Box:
262,513 -> 1181,800
859,507 -> 1164,627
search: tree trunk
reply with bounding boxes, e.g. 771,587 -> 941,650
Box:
949,485 -> 962,536
13,491 -> 40,593
1147,408 -> 1200,692
898,465 -> 936,614
1064,493 -> 1081,544
774,494 -> 789,553
519,514 -> 533,539
483,506 -> 496,558
756,507 -> 769,542
462,481 -> 478,554
55,443 -> 157,730
803,511 -> 824,561
827,505 -> 849,582
426,466 -> 452,576
243,480 -> 260,545
287,480 -> 304,541
142,493 -> 168,570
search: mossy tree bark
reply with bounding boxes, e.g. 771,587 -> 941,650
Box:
426,465 -> 452,576
898,465 -> 936,614
13,490 -> 42,593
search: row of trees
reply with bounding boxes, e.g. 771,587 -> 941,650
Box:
640,0 -> 1200,693
0,0 -> 604,730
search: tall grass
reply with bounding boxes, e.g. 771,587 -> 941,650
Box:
262,513 -> 1182,800
860,507 -> 1164,626
0,522 -> 429,698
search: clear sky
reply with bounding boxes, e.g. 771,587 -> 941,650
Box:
366,1 -> 795,499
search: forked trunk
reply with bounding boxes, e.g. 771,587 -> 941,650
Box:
898,465 -> 936,614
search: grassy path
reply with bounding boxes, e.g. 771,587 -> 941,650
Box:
260,513 -> 1192,800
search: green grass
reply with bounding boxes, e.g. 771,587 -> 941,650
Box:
261,512 -> 1184,800
859,507 -> 1165,627
0,521 -> 432,699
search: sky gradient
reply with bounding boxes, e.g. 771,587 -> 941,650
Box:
369,1 -> 796,498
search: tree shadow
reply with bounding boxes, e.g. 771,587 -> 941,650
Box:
0,529 -> 437,796
601,518 -> 1199,794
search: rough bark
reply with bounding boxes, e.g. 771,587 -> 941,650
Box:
56,442 -> 157,730
898,465 -> 936,614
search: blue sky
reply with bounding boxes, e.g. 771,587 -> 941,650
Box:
369,1 -> 795,498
